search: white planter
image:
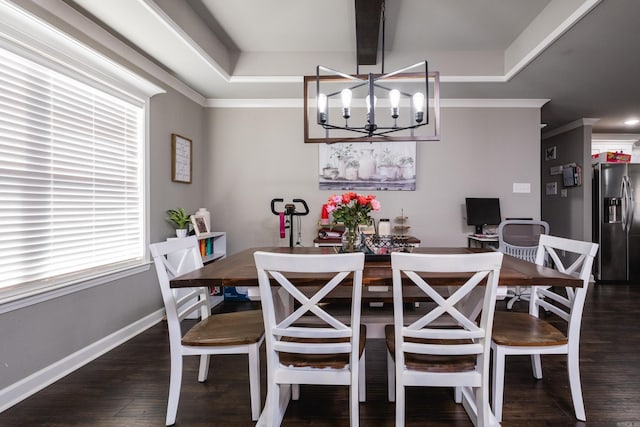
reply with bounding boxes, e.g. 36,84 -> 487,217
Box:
378,165 -> 398,180
345,166 -> 359,181
400,164 -> 414,179
175,228 -> 188,238
358,149 -> 376,179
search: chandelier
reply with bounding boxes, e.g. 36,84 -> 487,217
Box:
303,0 -> 440,144
304,0 -> 440,143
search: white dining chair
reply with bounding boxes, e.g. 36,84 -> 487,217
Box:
491,234 -> 599,422
254,251 -> 366,427
496,219 -> 549,308
150,236 -> 264,426
385,251 -> 503,427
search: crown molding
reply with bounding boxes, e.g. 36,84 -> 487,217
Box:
592,133 -> 640,142
504,0 -> 602,81
28,0 -> 204,104
542,118 -> 600,139
206,97 -> 549,109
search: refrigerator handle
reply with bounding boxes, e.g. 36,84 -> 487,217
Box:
627,175 -> 635,232
621,176 -> 631,233
621,178 -> 627,232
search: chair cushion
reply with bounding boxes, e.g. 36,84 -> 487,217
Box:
182,309 -> 264,347
278,324 -> 367,369
384,325 -> 476,373
492,311 -> 568,347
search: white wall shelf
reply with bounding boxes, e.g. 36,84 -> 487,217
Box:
196,231 -> 226,264
167,232 -> 226,313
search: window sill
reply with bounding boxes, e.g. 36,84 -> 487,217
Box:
0,262 -> 151,315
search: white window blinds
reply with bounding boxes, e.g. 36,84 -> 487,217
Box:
0,45 -> 145,290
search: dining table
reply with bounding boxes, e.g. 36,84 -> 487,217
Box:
169,245 -> 582,290
169,246 -> 581,427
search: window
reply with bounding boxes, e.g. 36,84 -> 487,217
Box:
0,44 -> 145,293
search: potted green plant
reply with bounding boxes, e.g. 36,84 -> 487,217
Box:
166,208 -> 191,237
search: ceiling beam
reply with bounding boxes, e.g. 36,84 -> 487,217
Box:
355,0 -> 383,66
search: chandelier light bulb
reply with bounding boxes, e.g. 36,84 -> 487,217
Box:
365,94 -> 378,128
341,89 -> 352,119
365,95 -> 377,113
318,93 -> 327,113
317,93 -> 327,123
389,89 -> 401,119
413,92 -> 425,123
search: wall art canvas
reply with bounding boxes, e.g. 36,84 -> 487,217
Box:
171,134 -> 192,183
318,141 -> 416,191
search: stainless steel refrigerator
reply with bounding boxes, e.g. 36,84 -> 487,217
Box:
592,163 -> 640,281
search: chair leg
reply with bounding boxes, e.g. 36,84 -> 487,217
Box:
460,386 -> 479,425
197,354 -> 210,382
248,344 -> 261,421
567,349 -> 586,421
350,365 -> 360,427
166,354 -> 183,426
292,384 -> 300,400
386,349 -> 395,402
266,381 -> 282,427
475,386 -> 491,427
395,365 -> 405,427
491,345 -> 506,423
454,386 -> 462,403
358,350 -> 366,402
531,354 -> 543,379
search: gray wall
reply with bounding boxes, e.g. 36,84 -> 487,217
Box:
541,124 -> 593,240
149,88 -> 207,242
203,106 -> 543,254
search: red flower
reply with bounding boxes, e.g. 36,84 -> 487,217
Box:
326,192 -> 381,229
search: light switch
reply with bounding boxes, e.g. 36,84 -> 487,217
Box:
513,183 -> 531,193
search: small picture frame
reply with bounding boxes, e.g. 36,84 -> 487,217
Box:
545,146 -> 557,161
191,214 -> 210,236
171,134 -> 192,183
546,181 -> 558,196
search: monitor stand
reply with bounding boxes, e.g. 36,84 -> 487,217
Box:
475,225 -> 484,235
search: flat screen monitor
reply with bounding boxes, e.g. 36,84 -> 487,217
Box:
465,198 -> 501,234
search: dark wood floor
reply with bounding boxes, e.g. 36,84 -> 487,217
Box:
1,283 -> 639,426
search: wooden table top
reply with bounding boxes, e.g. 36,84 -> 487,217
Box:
169,246 -> 582,289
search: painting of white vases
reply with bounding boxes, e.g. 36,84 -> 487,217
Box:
318,141 -> 416,191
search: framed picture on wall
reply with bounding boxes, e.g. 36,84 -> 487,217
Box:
318,141 -> 417,191
171,134 -> 192,183
545,146 -> 557,161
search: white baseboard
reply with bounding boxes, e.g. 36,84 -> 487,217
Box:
0,308 -> 165,413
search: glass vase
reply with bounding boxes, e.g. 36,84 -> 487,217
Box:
341,226 -> 361,253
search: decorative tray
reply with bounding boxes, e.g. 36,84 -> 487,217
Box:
362,235 -> 414,261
